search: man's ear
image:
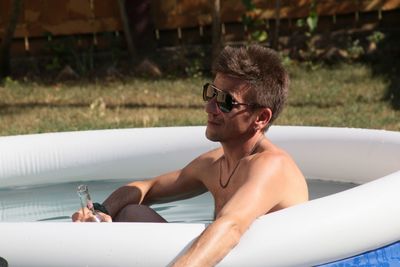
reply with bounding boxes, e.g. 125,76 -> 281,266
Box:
254,108 -> 272,131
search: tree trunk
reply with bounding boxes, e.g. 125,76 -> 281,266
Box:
118,0 -> 137,65
211,0 -> 222,68
124,0 -> 161,77
272,0 -> 280,50
0,0 -> 23,80
125,0 -> 156,56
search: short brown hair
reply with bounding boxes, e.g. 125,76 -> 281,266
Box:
212,45 -> 289,130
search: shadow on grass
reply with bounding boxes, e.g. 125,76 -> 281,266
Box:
0,102 -> 204,114
366,33 -> 400,110
288,100 -> 344,108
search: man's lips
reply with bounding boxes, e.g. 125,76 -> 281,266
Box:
207,120 -> 221,126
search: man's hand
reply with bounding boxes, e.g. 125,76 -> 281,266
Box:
71,207 -> 112,222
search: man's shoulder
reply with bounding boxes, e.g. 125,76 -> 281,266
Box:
180,147 -> 221,183
256,141 -> 291,162
196,147 -> 223,162
184,147 -> 222,171
246,144 -> 298,176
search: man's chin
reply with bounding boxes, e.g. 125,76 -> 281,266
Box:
205,128 -> 221,142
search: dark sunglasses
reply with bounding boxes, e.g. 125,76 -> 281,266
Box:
202,83 -> 260,113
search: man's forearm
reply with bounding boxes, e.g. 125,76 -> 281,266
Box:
172,216 -> 244,267
103,182 -> 147,218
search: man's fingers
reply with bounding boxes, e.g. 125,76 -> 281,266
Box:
71,207 -> 88,222
98,212 -> 112,222
71,208 -> 112,222
71,211 -> 83,222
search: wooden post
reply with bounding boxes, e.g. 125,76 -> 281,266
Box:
0,0 -> 23,79
24,35 -> 30,51
117,0 -> 137,64
211,0 -> 222,67
93,33 -> 98,46
177,27 -> 182,39
355,0 -> 360,22
272,0 -> 281,50
89,0 -> 97,46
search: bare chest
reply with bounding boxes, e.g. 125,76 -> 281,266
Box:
202,163 -> 247,216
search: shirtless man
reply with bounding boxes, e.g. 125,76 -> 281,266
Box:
72,45 -> 308,267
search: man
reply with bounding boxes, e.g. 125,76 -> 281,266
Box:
72,45 -> 308,266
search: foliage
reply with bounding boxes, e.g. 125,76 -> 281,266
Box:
343,32 -> 386,61
296,0 -> 319,61
346,38 -> 365,59
44,33 -> 122,75
103,32 -> 123,67
1,76 -> 21,89
162,46 -> 207,78
306,1 -> 318,36
241,0 -> 268,43
296,0 -> 318,36
185,57 -> 204,78
44,34 -> 93,74
367,31 -> 385,44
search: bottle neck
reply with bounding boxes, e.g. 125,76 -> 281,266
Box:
77,184 -> 101,222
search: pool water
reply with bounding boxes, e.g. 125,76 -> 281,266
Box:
0,179 -> 358,223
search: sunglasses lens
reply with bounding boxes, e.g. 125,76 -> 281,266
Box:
203,84 -> 215,101
216,93 -> 232,113
202,83 -> 233,113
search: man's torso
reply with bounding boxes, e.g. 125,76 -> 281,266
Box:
195,138 -> 308,217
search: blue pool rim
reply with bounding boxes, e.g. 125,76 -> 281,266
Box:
317,240 -> 400,267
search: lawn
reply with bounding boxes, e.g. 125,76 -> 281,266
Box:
0,62 -> 399,136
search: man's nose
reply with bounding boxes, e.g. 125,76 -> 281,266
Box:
205,98 -> 220,114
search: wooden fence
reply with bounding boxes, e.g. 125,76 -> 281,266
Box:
0,0 -> 399,54
152,0 -> 400,29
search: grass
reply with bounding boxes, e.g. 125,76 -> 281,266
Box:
280,62 -> 400,130
0,62 -> 399,136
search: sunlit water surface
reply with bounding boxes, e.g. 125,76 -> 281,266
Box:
0,179 -> 358,223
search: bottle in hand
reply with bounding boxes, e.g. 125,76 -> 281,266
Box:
77,184 -> 103,222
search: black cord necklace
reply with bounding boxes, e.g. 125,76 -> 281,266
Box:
219,135 -> 264,189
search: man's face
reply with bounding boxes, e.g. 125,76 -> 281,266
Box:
204,73 -> 257,143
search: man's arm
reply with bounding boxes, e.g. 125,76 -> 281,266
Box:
172,155 -> 286,267
72,157 -> 208,222
103,168 -> 207,218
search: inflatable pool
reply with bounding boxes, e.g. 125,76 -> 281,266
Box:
0,126 -> 399,267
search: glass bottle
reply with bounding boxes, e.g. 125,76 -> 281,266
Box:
77,184 -> 102,222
